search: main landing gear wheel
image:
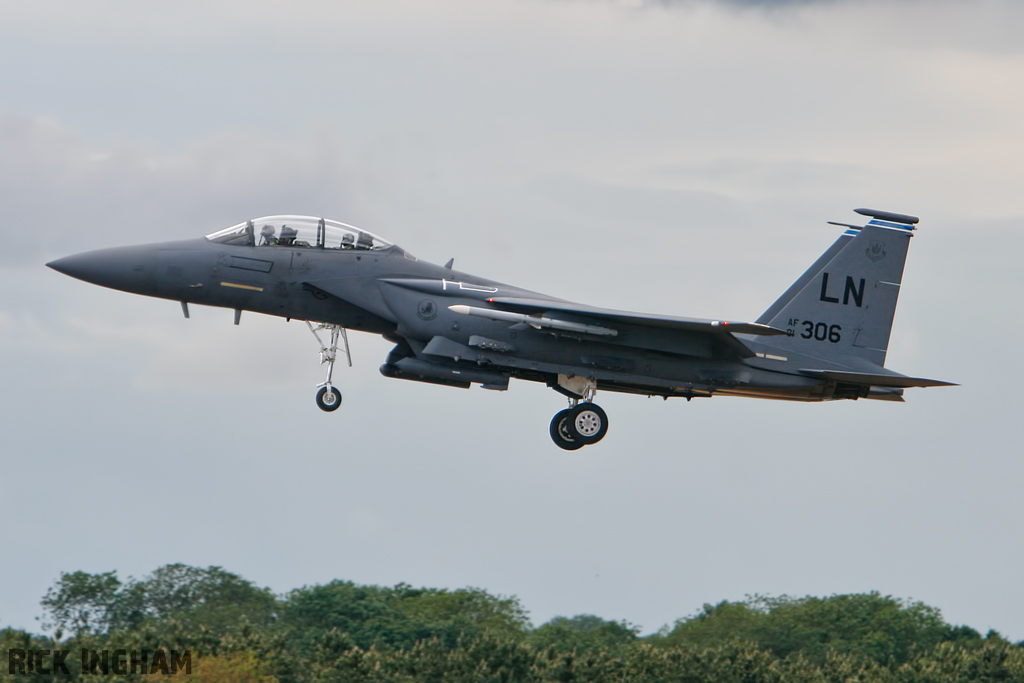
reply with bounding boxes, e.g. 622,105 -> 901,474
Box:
316,386 -> 342,412
550,409 -> 584,451
569,403 -> 608,445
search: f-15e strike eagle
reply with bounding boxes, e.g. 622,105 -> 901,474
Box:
48,207 -> 953,449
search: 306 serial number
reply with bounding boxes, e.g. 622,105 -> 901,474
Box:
788,321 -> 842,343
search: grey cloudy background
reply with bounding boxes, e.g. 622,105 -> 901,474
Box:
1,0 -> 1022,638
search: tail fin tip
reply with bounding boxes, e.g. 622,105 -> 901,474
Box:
854,208 -> 919,225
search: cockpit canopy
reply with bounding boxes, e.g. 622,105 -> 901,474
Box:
206,216 -> 394,251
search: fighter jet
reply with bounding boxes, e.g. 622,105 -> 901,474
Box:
47,208 -> 953,449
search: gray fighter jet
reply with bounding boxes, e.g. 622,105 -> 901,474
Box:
47,208 -> 953,449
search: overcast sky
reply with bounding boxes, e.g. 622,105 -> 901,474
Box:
1,0 -> 1023,640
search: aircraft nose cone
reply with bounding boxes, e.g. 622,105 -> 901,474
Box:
46,254 -> 92,279
47,245 -> 157,295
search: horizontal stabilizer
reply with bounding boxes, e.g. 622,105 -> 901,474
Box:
488,297 -> 788,336
798,369 -> 956,388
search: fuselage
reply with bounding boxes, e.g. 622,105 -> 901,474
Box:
47,210 -> 953,448
47,229 -> 834,402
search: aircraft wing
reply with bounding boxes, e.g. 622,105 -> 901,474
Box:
487,297 -> 789,337
798,369 -> 957,388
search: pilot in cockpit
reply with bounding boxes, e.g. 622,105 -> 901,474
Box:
260,225 -> 277,246
279,225 -> 297,246
340,233 -> 355,249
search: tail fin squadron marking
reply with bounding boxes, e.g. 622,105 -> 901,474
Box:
758,209 -> 920,367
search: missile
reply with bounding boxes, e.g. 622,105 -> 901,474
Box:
448,305 -> 617,337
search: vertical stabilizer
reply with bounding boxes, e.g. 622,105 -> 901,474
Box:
759,209 -> 919,367
756,230 -> 857,325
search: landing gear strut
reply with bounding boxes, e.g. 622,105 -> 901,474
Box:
306,322 -> 351,412
549,376 -> 609,450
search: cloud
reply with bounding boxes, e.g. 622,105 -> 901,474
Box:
0,112 -> 357,267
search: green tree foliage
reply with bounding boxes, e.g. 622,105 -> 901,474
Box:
39,564 -> 275,642
279,581 -> 528,656
137,563 -> 277,635
656,592 -> 974,665
146,650 -> 277,683
40,570 -> 131,637
0,628 -> 58,683
20,565 -> 1024,683
529,614 -> 639,654
268,638 -> 1024,683
392,584 -> 529,642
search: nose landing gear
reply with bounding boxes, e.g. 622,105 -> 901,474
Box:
306,321 -> 351,412
316,386 -> 342,412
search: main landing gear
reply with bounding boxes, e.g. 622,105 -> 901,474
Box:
550,402 -> 609,450
552,376 -> 606,450
549,375 -> 609,450
306,322 -> 351,412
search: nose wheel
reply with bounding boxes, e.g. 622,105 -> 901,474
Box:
550,402 -> 609,449
316,386 -> 342,412
306,321 -> 351,412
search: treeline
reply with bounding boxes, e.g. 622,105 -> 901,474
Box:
2,564 -> 1022,682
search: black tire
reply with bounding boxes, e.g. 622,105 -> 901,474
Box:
550,408 -> 584,450
568,403 -> 608,445
316,386 -> 342,412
